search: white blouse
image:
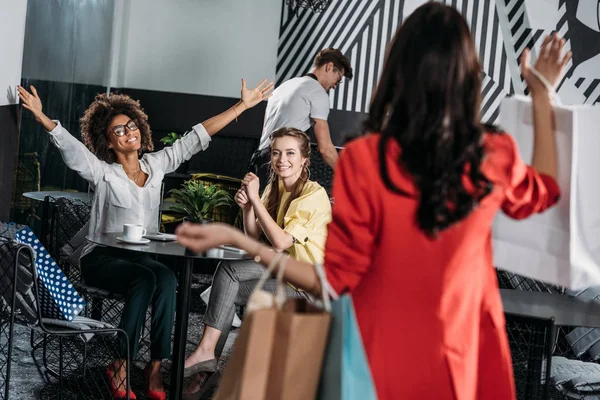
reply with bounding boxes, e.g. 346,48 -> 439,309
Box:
48,121 -> 211,256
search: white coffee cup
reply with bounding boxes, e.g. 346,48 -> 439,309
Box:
123,224 -> 147,241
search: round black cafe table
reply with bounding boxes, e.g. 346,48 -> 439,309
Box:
86,232 -> 249,400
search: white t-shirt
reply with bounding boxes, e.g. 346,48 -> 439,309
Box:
258,76 -> 330,151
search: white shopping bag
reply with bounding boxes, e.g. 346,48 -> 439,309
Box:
492,95 -> 600,290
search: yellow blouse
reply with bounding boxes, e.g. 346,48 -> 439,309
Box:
261,180 -> 331,264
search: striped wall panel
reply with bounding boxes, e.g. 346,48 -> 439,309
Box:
278,0 -> 600,123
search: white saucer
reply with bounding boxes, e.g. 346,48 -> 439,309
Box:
116,236 -> 150,245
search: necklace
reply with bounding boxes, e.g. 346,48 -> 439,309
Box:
126,167 -> 142,183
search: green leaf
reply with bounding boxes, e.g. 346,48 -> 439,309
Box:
168,179 -> 233,221
159,132 -> 183,145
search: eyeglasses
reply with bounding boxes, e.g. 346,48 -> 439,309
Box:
110,120 -> 138,137
333,67 -> 344,86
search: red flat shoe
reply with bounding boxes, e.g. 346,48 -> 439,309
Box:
106,366 -> 136,399
144,366 -> 167,400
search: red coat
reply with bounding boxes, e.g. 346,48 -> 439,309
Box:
324,133 -> 560,400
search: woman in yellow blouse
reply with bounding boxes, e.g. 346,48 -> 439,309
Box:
184,127 -> 331,376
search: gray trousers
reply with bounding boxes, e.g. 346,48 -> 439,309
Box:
204,259 -> 301,332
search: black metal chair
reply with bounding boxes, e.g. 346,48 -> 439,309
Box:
493,269 -> 600,399
0,235 -> 132,399
309,143 -> 335,197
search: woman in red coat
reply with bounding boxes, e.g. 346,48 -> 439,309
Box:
176,3 -> 571,399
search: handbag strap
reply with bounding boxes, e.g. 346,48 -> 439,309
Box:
248,251 -> 291,310
251,251 -> 284,292
314,263 -> 339,312
274,255 -> 290,308
529,66 -> 561,105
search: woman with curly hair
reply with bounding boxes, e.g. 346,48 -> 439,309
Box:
176,3 -> 571,399
17,79 -> 272,400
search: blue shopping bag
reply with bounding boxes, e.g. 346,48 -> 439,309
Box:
315,265 -> 377,400
15,226 -> 86,321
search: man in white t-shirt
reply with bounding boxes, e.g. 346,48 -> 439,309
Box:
248,48 -> 353,188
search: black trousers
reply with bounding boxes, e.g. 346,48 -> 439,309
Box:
81,247 -> 177,360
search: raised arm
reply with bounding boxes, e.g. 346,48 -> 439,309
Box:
203,79 -> 274,136
499,33 -> 570,219
17,85 -> 56,131
147,79 -> 274,173
17,85 -> 105,184
521,33 -> 571,180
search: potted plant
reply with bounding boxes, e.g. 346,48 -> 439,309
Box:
159,132 -> 182,146
168,180 -> 232,224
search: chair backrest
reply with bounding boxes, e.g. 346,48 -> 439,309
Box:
309,144 -> 334,197
10,152 -> 41,211
0,237 -> 38,326
496,269 -> 565,294
46,197 -> 91,282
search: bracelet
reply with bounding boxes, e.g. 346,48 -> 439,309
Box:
232,105 -> 239,123
252,242 -> 263,264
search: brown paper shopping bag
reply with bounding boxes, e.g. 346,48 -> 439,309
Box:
214,253 -> 331,400
266,298 -> 331,400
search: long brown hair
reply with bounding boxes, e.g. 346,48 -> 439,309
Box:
264,127 -> 311,225
364,3 -> 493,238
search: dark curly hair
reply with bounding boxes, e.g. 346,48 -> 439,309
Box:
79,93 -> 154,163
364,3 -> 495,238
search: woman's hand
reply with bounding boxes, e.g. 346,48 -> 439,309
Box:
234,188 -> 252,211
241,78 -> 274,109
241,172 -> 261,203
176,222 -> 244,253
17,85 -> 44,120
17,85 -> 57,131
521,33 -> 572,95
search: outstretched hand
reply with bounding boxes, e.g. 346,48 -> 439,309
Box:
521,33 -> 572,95
17,85 -> 44,120
176,222 -> 243,253
241,78 -> 274,109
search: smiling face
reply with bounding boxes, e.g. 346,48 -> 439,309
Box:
270,135 -> 307,183
106,114 -> 141,155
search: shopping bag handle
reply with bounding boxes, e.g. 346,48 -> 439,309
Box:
529,66 -> 561,105
251,251 -> 283,291
248,251 -> 290,310
314,263 -> 339,312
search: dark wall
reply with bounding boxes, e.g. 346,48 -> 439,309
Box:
0,104 -> 20,221
115,88 -> 267,179
12,80 -> 354,222
18,79 -> 107,193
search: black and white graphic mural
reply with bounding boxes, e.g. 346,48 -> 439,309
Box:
277,0 -> 600,124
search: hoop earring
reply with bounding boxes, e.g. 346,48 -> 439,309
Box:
300,165 -> 310,181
